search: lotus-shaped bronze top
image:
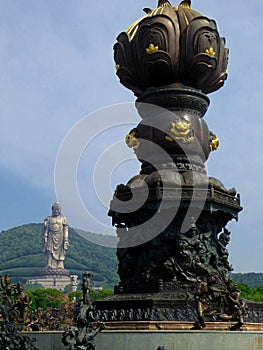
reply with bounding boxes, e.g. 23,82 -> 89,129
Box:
114,0 -> 228,96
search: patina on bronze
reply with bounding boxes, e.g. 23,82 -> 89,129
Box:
95,0 -> 249,330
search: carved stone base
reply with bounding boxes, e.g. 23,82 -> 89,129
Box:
41,267 -> 70,277
95,292 -> 263,325
26,268 -> 70,291
95,291 -> 197,322
109,184 -> 242,292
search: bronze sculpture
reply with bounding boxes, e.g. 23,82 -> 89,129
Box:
61,273 -> 105,350
82,272 -> 93,308
0,277 -> 39,349
0,274 -> 15,306
95,0 -> 248,330
0,276 -> 31,325
110,0 -> 240,289
42,202 -> 69,270
13,282 -> 31,324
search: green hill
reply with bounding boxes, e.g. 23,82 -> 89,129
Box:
230,272 -> 263,289
0,224 -> 119,289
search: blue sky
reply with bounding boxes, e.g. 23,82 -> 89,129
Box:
0,0 -> 262,273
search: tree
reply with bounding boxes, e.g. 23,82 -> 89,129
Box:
27,288 -> 66,310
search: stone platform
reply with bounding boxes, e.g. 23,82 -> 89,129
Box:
23,328 -> 263,350
95,289 -> 263,325
27,268 -> 70,291
101,321 -> 263,332
95,291 -> 198,322
95,329 -> 263,350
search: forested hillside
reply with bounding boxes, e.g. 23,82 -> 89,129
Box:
230,272 -> 263,289
0,224 -> 118,289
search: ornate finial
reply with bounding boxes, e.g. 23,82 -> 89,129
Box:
116,0 -> 228,95
158,0 -> 171,7
179,0 -> 191,8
